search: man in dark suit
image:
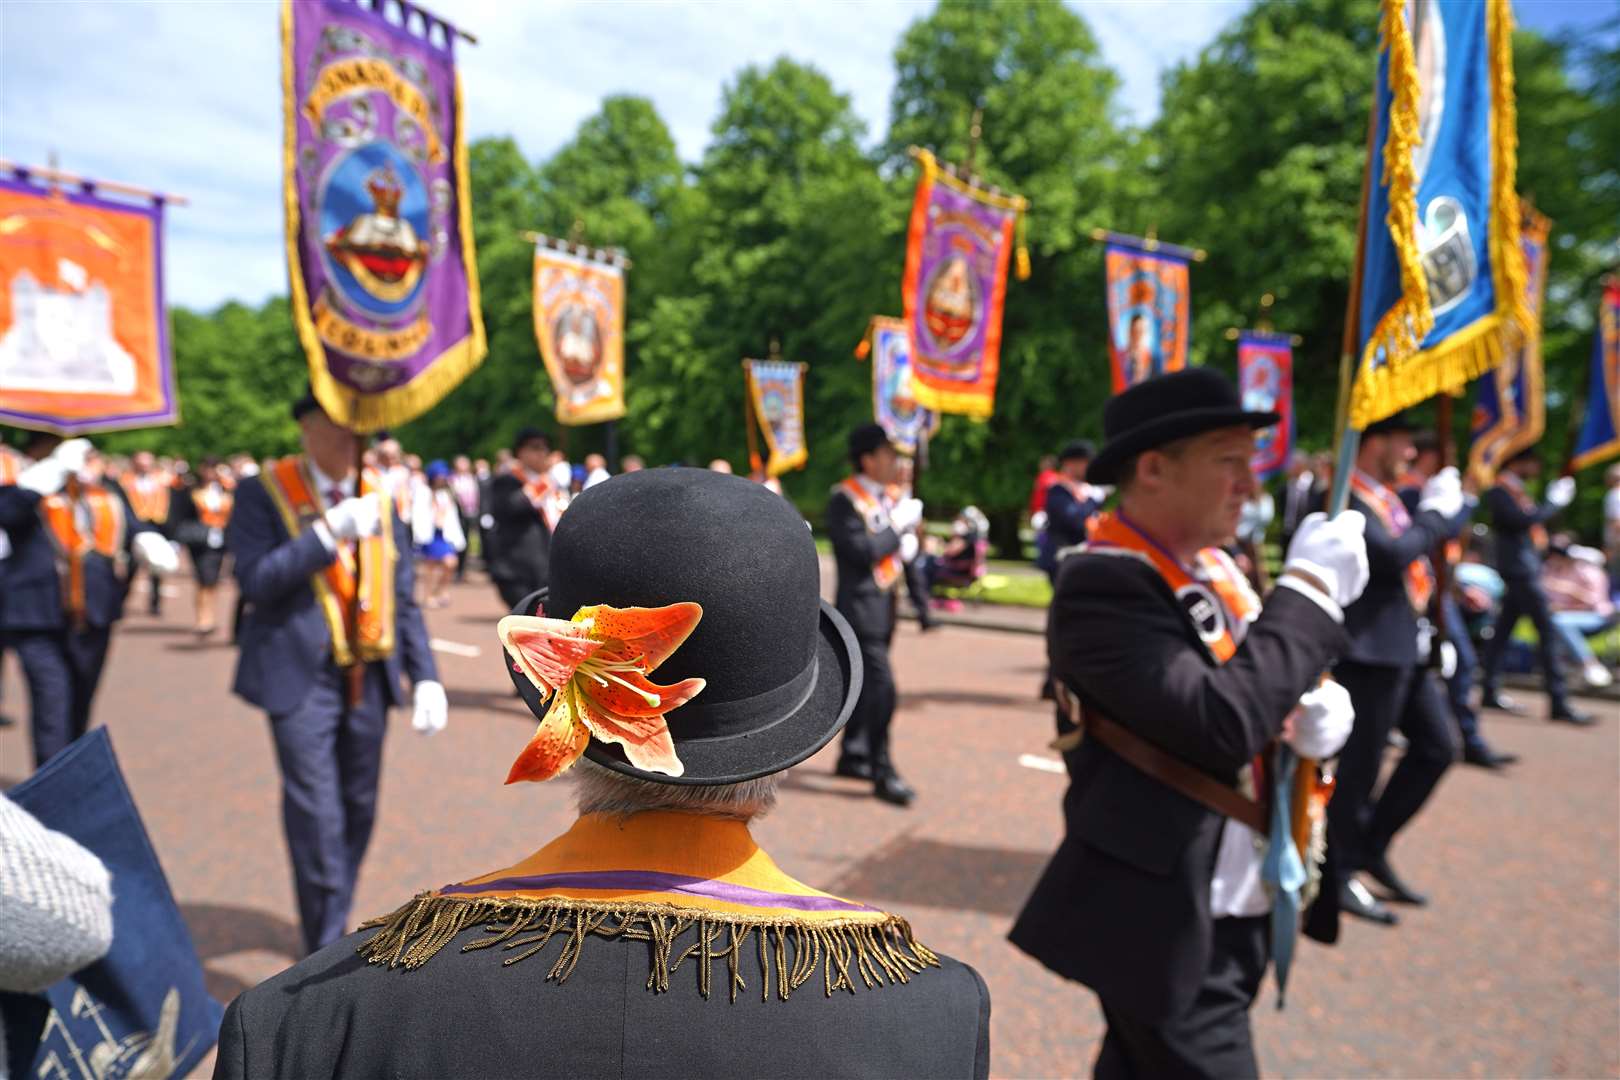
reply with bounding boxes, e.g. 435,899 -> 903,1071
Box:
483,427 -> 558,610
827,424 -> 923,807
1477,448 -> 1591,724
1279,450 -> 1318,550
1039,439 -> 1101,577
1330,414 -> 1469,926
215,468 -> 990,1080
227,392 -> 445,955
0,434 -> 177,767
1010,370 -> 1368,1078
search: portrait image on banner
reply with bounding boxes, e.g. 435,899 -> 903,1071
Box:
281,0 -> 486,433
533,246 -> 625,426
1104,242 -> 1190,394
1571,282 -> 1620,472
900,149 -> 1027,420
744,359 -> 807,478
866,316 -> 937,456
1468,204 -> 1548,482
1237,332 -> 1293,481
1350,0 -> 1525,430
0,169 -> 177,433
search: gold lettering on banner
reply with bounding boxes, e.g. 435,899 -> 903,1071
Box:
314,292 -> 431,361
303,58 -> 444,163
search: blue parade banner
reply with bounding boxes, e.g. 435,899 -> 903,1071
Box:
5,730 -> 222,1080
1571,282 -> 1620,472
1468,205 -> 1549,483
1350,0 -> 1525,430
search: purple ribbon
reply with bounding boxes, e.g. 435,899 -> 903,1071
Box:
445,870 -> 875,914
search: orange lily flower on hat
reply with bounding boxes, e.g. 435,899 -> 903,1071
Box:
497,603 -> 706,783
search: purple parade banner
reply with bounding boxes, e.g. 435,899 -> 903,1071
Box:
281,0 -> 485,434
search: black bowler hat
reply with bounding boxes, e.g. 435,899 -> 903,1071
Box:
512,425 -> 551,453
1363,411 -> 1420,436
1087,368 -> 1279,484
848,423 -> 892,465
1058,439 -> 1095,463
501,467 -> 862,785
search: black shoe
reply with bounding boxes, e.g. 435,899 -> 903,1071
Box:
1481,692 -> 1528,715
874,772 -> 915,807
1364,854 -> 1428,906
834,756 -> 874,781
1339,879 -> 1399,925
1550,704 -> 1597,726
1462,742 -> 1519,769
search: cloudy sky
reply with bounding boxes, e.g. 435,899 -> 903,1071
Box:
0,0 -> 1604,311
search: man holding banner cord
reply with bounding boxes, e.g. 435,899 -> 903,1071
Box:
828,423 -> 924,807
1329,413 -> 1471,926
1476,448 -> 1592,725
1010,369 -> 1367,1079
0,433 -> 179,768
226,390 -> 446,955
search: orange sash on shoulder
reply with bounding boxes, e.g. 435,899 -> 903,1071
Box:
838,476 -> 901,591
0,451 -> 19,485
191,485 -> 234,530
261,456 -> 395,666
1351,472 -> 1435,613
119,473 -> 171,525
40,483 -> 127,621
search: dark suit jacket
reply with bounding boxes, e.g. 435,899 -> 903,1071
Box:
825,485 -> 899,642
483,472 -> 551,591
1008,551 -> 1347,1024
1043,481 -> 1098,554
213,924 -> 991,1080
1485,483 -> 1554,581
0,483 -> 144,631
1340,490 -> 1466,667
226,474 -> 435,716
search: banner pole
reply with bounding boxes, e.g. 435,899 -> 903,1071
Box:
1328,96 -> 1379,517
742,364 -> 762,475
347,400 -> 367,707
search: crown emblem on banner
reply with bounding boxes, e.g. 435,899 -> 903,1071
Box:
365,167 -> 404,218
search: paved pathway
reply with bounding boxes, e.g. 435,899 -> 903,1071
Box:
1,574 -> 1615,1078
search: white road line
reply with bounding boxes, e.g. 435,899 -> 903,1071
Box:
430,638 -> 482,658
1017,753 -> 1065,775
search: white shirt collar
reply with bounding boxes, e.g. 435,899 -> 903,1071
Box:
306,459 -> 354,504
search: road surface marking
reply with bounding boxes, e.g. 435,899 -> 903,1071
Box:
1017,753 -> 1065,775
430,638 -> 482,658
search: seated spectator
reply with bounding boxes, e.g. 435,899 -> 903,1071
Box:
1542,536 -> 1617,688
923,506 -> 989,604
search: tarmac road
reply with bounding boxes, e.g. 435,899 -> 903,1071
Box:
1,572 -> 1614,1078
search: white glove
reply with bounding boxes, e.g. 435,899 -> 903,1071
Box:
1439,640 -> 1458,680
889,497 -> 924,534
411,679 -> 448,734
548,462 -> 573,490
1029,510 -> 1048,532
1283,510 -> 1370,609
324,493 -> 383,540
1418,466 -> 1465,518
1287,679 -> 1355,759
1084,484 -> 1114,503
15,456 -> 69,496
899,532 -> 920,564
53,439 -> 93,474
132,531 -> 181,575
1546,475 -> 1575,508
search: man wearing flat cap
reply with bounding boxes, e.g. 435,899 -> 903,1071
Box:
1010,368 -> 1370,1078
226,389 -> 446,957
826,423 -> 925,806
215,468 -> 990,1080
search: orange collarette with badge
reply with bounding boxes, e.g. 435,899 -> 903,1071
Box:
40,482 -> 127,621
1351,471 -> 1436,613
261,455 -> 395,666
191,485 -> 234,530
119,472 -> 172,525
837,476 -> 901,591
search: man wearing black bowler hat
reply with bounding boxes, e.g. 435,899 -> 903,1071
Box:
1010,369 -> 1368,1078
215,468 -> 990,1080
1329,411 -> 1470,926
826,423 -> 924,806
484,425 -> 560,611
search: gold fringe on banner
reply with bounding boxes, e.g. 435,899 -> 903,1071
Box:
357,893 -> 941,1002
1349,0 -> 1526,430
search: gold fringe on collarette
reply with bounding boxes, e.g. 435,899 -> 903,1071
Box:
357,893 -> 941,1003
1349,0 -> 1527,431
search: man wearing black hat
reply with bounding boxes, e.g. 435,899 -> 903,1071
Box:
1328,412 -> 1471,926
215,468 -> 990,1080
226,391 -> 445,955
1477,448 -> 1591,724
1009,369 -> 1369,1078
484,426 -> 559,611
1037,439 -> 1101,581
826,423 -> 923,806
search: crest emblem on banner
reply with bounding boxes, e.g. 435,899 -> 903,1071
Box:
532,242 -> 626,426
282,0 -> 485,432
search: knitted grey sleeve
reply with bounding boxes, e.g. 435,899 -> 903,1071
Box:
0,792 -> 114,994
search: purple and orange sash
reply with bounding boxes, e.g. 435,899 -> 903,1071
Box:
359,811 -> 937,999
40,483 -> 127,621
837,476 -> 901,592
261,455 -> 395,666
1351,472 -> 1436,613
